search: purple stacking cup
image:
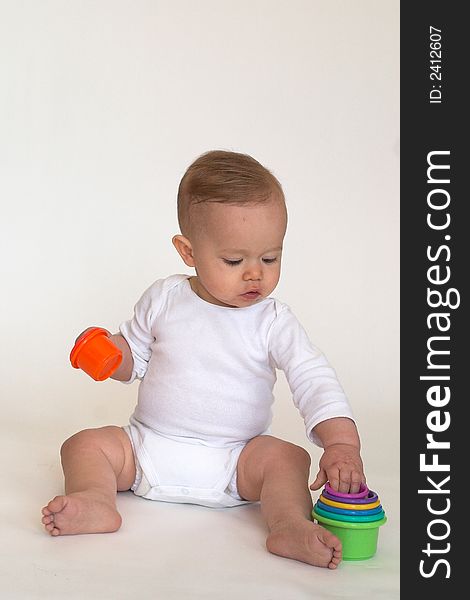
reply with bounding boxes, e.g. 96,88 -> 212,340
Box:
322,488 -> 379,505
325,481 -> 369,499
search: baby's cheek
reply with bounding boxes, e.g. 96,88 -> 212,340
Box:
266,271 -> 281,293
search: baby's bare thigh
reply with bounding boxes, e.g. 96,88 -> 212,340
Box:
236,435 -> 311,501
106,426 -> 136,491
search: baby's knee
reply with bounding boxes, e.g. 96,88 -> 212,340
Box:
60,429 -> 91,457
281,441 -> 311,468
264,438 -> 311,469
60,427 -> 113,457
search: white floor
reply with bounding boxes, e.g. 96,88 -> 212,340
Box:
1,423 -> 399,600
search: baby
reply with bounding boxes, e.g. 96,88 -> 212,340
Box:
42,150 -> 365,569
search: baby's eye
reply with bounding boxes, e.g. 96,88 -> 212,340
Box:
262,257 -> 278,264
223,259 -> 243,266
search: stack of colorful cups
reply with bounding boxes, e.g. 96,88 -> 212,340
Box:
312,482 -> 387,560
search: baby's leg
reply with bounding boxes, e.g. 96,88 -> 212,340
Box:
41,426 -> 135,536
236,435 -> 342,569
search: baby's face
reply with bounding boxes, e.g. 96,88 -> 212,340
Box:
188,199 -> 287,308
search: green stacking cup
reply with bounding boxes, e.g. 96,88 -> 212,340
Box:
312,508 -> 387,560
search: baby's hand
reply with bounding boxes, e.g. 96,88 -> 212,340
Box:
74,327 -> 110,344
309,443 -> 365,495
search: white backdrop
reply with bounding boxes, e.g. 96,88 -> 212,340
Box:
0,2 -> 399,596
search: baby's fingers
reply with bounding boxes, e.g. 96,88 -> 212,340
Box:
338,469 -> 364,494
309,467 -> 327,491
345,474 -> 364,494
326,468 -> 364,494
323,467 -> 341,493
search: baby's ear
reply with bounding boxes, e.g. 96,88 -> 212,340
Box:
172,235 -> 195,267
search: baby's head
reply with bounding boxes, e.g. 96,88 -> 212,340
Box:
173,150 -> 287,308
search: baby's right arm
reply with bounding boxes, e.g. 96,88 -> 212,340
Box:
108,333 -> 133,381
73,328 -> 134,382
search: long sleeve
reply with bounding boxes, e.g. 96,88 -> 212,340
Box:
119,280 -> 162,382
119,275 -> 191,383
268,305 -> 354,446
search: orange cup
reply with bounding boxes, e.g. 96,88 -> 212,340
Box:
70,327 -> 122,381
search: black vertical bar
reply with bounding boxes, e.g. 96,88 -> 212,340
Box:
401,1 -> 466,595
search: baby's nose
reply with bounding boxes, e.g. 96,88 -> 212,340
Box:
243,265 -> 262,280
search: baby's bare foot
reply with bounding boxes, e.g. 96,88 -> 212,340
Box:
41,491 -> 122,536
266,517 -> 342,569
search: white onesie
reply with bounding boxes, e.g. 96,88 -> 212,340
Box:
120,274 -> 354,508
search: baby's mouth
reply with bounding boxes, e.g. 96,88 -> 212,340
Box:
241,290 -> 261,300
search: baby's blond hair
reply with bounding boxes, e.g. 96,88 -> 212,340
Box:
177,150 -> 285,236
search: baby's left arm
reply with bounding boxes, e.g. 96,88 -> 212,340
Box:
309,417 -> 366,495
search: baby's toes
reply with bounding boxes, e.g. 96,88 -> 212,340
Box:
321,529 -> 342,551
330,553 -> 342,567
42,514 -> 54,525
47,495 -> 67,513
